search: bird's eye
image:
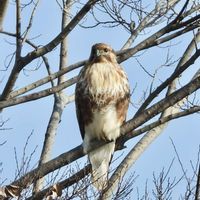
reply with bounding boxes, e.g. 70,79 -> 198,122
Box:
104,48 -> 108,52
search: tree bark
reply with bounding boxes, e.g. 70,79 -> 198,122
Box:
33,0 -> 73,194
0,0 -> 9,30
101,30 -> 200,199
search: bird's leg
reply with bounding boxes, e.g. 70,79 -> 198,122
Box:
84,138 -> 114,154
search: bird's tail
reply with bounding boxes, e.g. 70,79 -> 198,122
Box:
89,141 -> 115,191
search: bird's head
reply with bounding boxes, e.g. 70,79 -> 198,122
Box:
89,43 -> 117,63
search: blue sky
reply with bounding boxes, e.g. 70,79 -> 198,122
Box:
0,1 -> 200,198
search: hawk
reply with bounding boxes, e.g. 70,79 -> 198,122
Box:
75,43 -> 130,190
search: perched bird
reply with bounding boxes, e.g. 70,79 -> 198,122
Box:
75,43 -> 130,190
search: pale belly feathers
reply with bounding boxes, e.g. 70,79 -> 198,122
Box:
83,104 -> 120,153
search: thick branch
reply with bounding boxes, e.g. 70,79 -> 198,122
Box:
121,75 -> 200,136
4,42 -> 198,111
10,145 -> 83,192
1,105 -> 200,199
134,48 -> 200,116
118,14 -> 200,63
0,76 -> 77,109
3,28 -> 199,108
101,25 -> 200,198
1,7 -> 199,105
1,74 -> 200,199
118,106 -> 200,148
1,16 -> 198,104
9,61 -> 85,98
30,105 -> 200,199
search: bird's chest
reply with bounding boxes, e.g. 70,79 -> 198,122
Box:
85,105 -> 121,141
80,62 -> 125,106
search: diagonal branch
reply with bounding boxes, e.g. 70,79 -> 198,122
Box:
9,61 -> 85,98
101,27 -> 200,199
1,14 -> 198,104
21,0 -> 100,62
0,76 -> 77,110
2,44 -> 198,110
1,22 -> 198,107
104,74 -> 200,199
29,164 -> 91,200
26,105 -> 200,199
1,4 -> 199,105
118,105 -> 200,149
118,14 -> 200,63
135,48 -> 200,116
122,0 -> 179,50
1,73 -> 200,199
21,0 -> 40,45
0,0 -> 100,102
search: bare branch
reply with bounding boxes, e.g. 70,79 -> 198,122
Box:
1,2 -> 200,199
118,14 -> 200,62
21,0 -> 100,61
0,76 -> 77,110
118,106 -> 200,150
2,43 -> 199,111
29,165 -> 91,200
21,0 -> 40,45
0,0 -> 100,102
16,0 -> 22,58
101,73 -> 200,199
135,48 -> 200,116
195,164 -> 200,200
34,0 -> 73,193
1,73 -> 200,198
0,0 -> 9,30
9,61 -> 85,98
122,0 -> 179,50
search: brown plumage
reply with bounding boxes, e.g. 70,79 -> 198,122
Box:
75,43 -> 130,190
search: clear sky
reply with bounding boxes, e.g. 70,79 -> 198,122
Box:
0,1 -> 200,199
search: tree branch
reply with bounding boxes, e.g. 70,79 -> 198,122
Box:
1,72 -> 200,198
195,163 -> 200,200
29,164 -> 91,200
1,105 -> 199,199
9,61 -> 85,98
1,14 -> 198,105
135,48 -> 200,116
33,0 -> 73,193
0,0 -> 100,101
101,26 -> 200,198
1,25 -> 198,109
0,76 -> 77,110
3,42 -> 198,111
118,14 -> 200,63
122,0 -> 179,50
0,0 -> 9,30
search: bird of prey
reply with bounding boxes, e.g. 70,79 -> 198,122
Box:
75,43 -> 130,190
